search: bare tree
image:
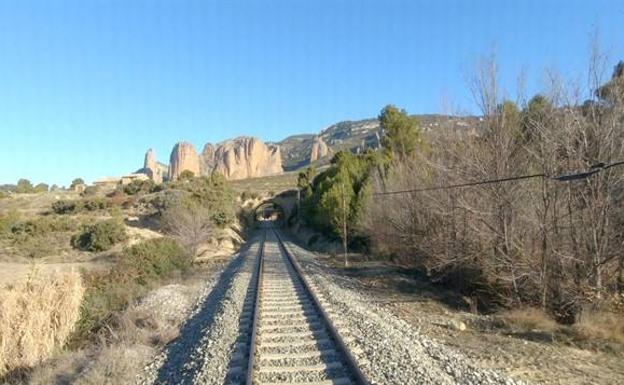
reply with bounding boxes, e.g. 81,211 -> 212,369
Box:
161,199 -> 215,258
364,46 -> 624,318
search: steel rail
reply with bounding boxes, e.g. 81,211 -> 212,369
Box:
272,228 -> 370,385
245,229 -> 265,385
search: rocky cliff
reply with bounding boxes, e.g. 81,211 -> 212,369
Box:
201,143 -> 217,175
145,137 -> 283,182
138,115 -> 479,181
143,149 -> 164,183
309,136 -> 331,162
168,142 -> 201,181
277,115 -> 479,169
277,119 -> 382,170
204,137 -> 283,180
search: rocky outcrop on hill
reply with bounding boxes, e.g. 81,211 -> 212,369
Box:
202,137 -> 283,180
309,136 -> 331,162
168,142 -> 201,181
152,138 -> 283,181
143,149 -> 164,183
200,143 -> 217,175
277,115 -> 479,169
135,115 -> 480,180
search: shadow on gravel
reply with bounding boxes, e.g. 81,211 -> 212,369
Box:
223,244 -> 261,384
153,239 -> 257,385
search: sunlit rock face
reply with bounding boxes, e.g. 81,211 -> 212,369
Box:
202,137 -> 283,180
143,148 -> 163,183
168,142 -> 201,181
309,136 -> 331,162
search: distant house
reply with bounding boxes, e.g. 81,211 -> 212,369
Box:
120,173 -> 149,185
93,177 -> 120,189
93,174 -> 149,190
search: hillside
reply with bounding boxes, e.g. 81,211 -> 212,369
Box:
136,114 -> 479,182
277,114 -> 478,170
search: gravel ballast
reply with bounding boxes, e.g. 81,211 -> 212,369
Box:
139,229 -> 532,385
137,234 -> 262,385
280,236 -> 531,385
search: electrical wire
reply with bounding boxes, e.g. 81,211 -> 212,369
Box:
374,173 -> 545,196
373,160 -> 624,196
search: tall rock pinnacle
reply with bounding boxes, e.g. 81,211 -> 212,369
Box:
309,136 -> 331,162
143,148 -> 163,183
168,142 -> 201,181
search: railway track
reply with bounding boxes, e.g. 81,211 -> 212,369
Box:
227,227 -> 368,385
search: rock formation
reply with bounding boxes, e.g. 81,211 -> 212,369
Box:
143,148 -> 163,183
309,136 -> 331,162
200,143 -> 216,175
135,115 -> 480,181
168,142 -> 201,181
202,137 -> 283,180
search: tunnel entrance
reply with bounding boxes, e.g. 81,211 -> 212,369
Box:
254,202 -> 284,222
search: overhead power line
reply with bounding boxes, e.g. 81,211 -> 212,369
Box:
375,173 -> 545,196
373,161 -> 624,196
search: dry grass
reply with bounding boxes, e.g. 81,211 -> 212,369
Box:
12,308 -> 172,385
498,306 -> 624,354
14,278 -> 207,384
71,344 -> 154,385
501,307 -> 560,332
24,344 -> 155,385
0,268 -> 84,376
573,309 -> 624,352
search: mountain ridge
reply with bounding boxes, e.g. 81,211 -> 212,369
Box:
140,114 -> 478,181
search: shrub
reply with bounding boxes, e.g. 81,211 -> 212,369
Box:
33,183 -> 49,193
52,200 -> 79,214
108,205 -> 124,219
179,170 -> 195,181
0,210 -> 20,238
0,270 -> 84,376
73,272 -> 139,346
115,238 -> 189,285
123,179 -> 155,195
212,211 -> 230,227
2,216 -> 76,259
71,219 -> 127,252
15,179 -> 34,194
145,190 -> 180,214
10,216 -> 74,240
82,197 -> 109,211
73,238 -> 188,344
177,172 -> 236,227
52,198 -> 111,215
241,190 -> 260,201
151,183 -> 165,193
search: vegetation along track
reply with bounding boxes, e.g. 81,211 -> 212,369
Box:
225,226 -> 369,385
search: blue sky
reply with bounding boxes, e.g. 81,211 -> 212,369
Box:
0,0 -> 622,186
